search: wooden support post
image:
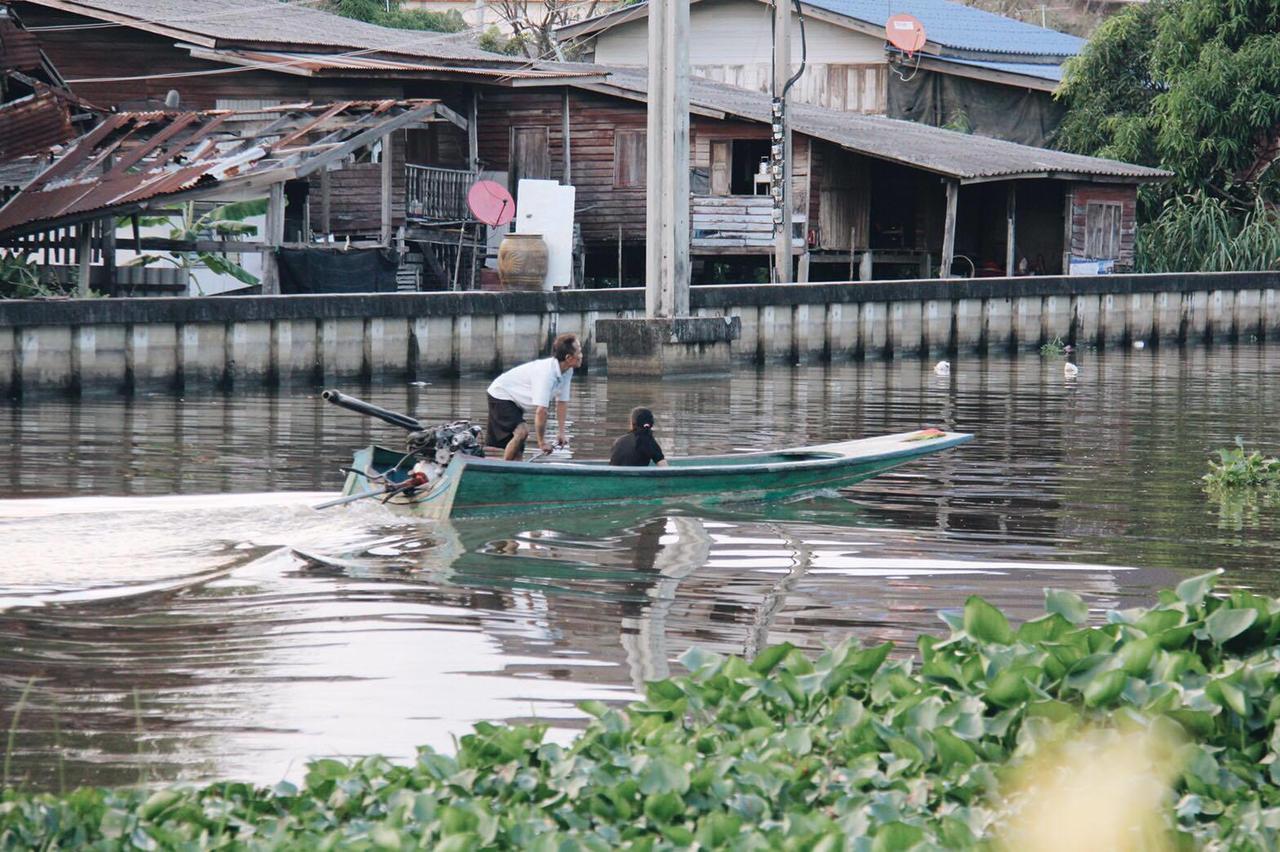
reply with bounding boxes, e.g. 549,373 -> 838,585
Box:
646,0 -> 690,317
75,224 -> 92,297
131,214 -> 142,252
1005,183 -> 1017,276
468,90 -> 479,173
561,88 -> 572,186
380,136 -> 394,247
940,179 -> 958,279
102,216 -> 116,293
261,183 -> 285,294
319,168 -> 331,237
618,225 -> 623,287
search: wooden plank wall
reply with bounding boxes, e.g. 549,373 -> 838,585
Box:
478,89 -> 648,243
694,63 -> 887,114
308,131 -> 408,238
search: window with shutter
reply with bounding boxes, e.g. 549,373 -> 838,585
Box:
1084,202 -> 1122,259
614,130 -> 646,187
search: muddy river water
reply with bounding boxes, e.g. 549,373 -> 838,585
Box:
1,345 -> 1278,790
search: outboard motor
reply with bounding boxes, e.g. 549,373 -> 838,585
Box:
405,421 -> 485,484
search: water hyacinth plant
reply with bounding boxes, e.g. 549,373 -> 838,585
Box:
4,571 -> 1280,849
1204,437 -> 1280,492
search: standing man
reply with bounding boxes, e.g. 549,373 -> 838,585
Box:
485,332 -> 582,461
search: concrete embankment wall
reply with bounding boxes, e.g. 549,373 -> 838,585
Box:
2,271 -> 1278,396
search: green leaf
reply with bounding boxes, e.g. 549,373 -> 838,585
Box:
783,727 -> 813,756
872,822 -> 925,852
1205,607 -> 1257,644
932,728 -> 978,769
1045,589 -> 1089,624
963,596 -> 1014,644
636,755 -> 690,795
849,642 -> 893,676
750,643 -> 793,674
1207,679 -> 1248,717
1176,570 -> 1222,606
1083,669 -> 1128,708
643,791 -> 685,824
984,667 -> 1031,707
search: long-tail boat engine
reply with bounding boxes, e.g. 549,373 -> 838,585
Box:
406,421 -> 485,484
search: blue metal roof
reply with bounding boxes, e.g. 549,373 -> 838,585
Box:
930,55 -> 1066,83
805,0 -> 1084,57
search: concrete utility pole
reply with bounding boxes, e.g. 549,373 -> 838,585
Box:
644,0 -> 690,317
771,0 -> 793,284
595,0 -> 741,374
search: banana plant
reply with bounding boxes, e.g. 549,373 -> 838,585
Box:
124,199 -> 268,293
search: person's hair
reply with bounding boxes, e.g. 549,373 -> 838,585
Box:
552,332 -> 579,363
630,406 -> 655,431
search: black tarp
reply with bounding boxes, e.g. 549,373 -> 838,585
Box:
277,247 -> 400,294
886,70 -> 1066,149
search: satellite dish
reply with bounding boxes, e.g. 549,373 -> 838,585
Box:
886,13 -> 927,57
467,180 -> 516,227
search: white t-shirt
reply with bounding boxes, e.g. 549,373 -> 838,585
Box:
487,357 -> 573,412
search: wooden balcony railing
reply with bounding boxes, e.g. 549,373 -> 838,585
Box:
691,195 -> 806,253
405,165 -> 477,223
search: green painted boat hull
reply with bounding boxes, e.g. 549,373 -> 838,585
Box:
336,429 -> 972,519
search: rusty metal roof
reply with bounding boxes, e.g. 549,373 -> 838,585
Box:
0,10 -> 43,73
0,85 -> 75,159
0,99 -> 446,236
16,0 -> 528,65
184,47 -> 608,84
591,68 -> 1171,183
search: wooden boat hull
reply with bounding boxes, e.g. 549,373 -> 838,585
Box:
336,429 -> 972,519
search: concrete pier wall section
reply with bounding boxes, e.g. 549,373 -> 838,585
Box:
2,271 -> 1278,396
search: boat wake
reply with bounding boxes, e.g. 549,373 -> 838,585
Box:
0,491 -> 399,611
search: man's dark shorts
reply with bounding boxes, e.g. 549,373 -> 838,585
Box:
486,394 -> 526,448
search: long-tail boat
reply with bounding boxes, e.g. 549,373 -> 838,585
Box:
320,390 -> 972,520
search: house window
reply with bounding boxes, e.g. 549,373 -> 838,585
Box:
708,139 -> 771,196
614,129 -> 646,187
1084,201 -> 1122,259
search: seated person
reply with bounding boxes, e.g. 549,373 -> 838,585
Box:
609,407 -> 669,467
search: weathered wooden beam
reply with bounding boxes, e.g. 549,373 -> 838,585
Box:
380,138 -> 394,247
261,184 -> 285,294
562,88 -> 571,186
941,179 -> 958,279
1006,183 -> 1017,276
320,167 -> 332,236
468,90 -> 479,173
76,224 -> 92,297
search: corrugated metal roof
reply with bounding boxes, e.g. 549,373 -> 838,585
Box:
18,0 -> 525,64
0,99 -> 446,236
0,87 -> 75,159
806,0 -> 1083,57
594,68 -> 1168,182
562,0 -> 1083,59
924,54 -> 1065,84
0,13 -> 44,73
197,48 -> 606,81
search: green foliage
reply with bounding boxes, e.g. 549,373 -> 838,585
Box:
477,25 -> 529,56
128,200 -> 267,293
9,577 -> 1280,847
1135,193 -> 1280,272
1040,335 -> 1067,356
1204,437 -> 1280,491
1056,0 -> 1280,272
326,0 -> 465,32
0,251 -> 102,299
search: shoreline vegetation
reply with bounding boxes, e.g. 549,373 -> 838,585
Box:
4,573 -> 1280,848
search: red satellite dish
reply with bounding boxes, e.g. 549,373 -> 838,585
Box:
886,13 -> 927,57
467,180 -> 516,227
